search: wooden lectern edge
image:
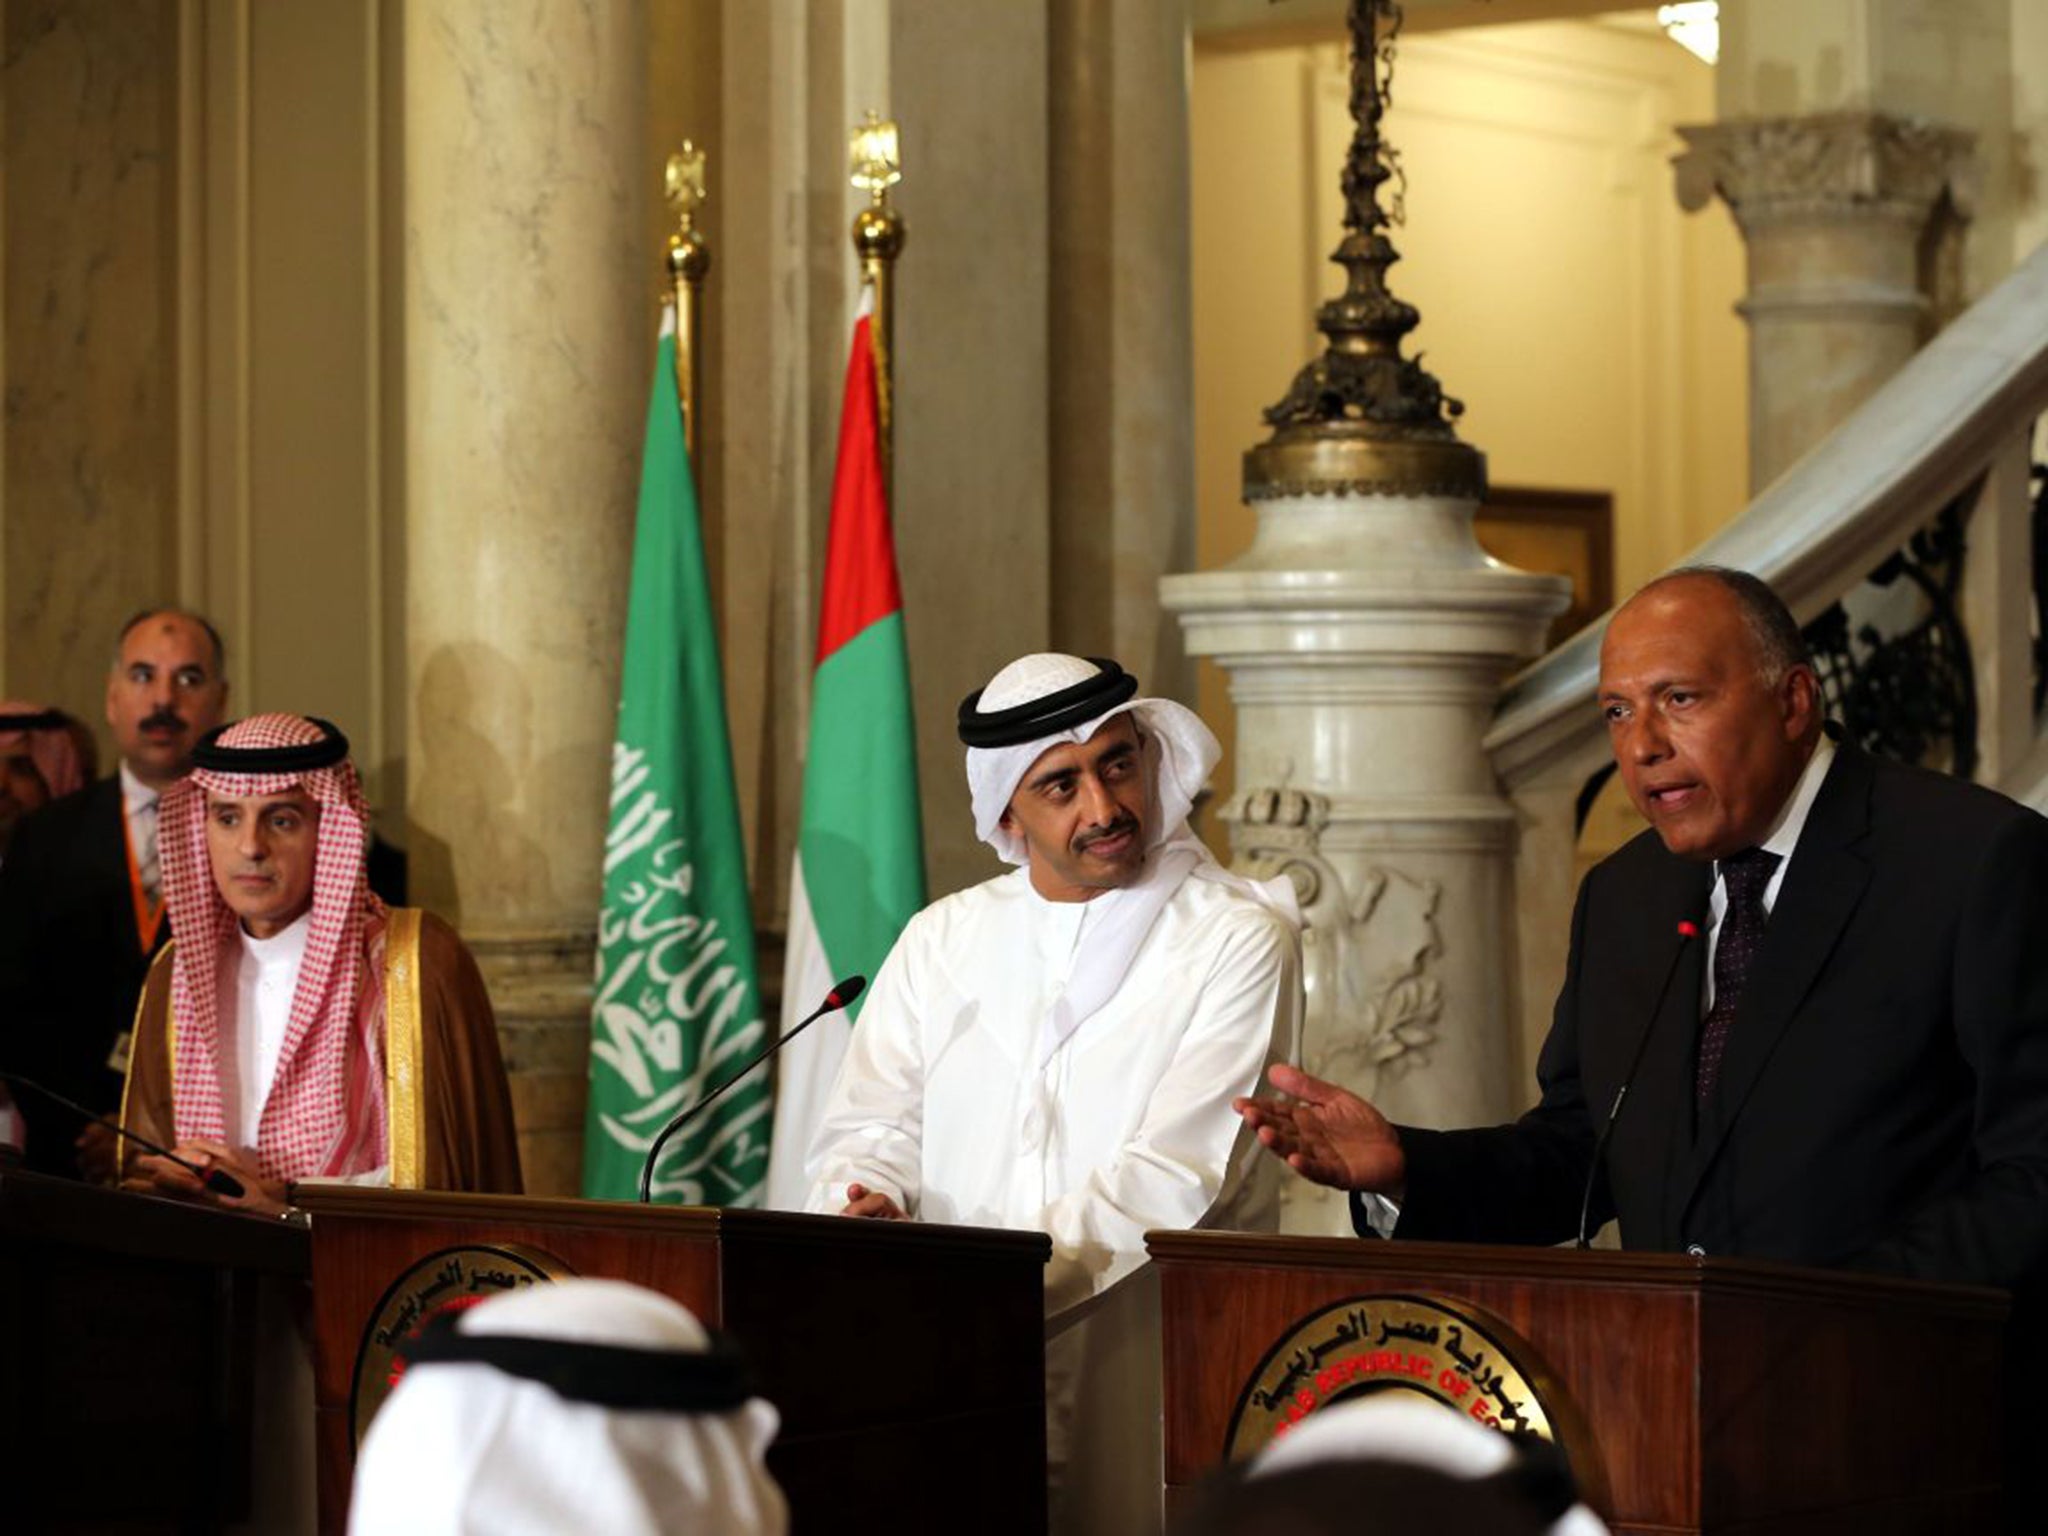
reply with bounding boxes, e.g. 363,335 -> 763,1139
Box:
0,1164 -> 309,1272
290,1185 -> 1053,1262
1142,1228 -> 2009,1318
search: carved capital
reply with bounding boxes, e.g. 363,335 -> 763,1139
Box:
1673,112 -> 1975,231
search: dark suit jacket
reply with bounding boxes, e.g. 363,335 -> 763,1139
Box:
1386,743 -> 2048,1289
0,777 -> 164,1173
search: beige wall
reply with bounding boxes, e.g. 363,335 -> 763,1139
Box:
1190,15 -> 1750,818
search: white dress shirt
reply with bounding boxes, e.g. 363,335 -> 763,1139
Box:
1702,734 -> 1835,1008
1358,732 -> 1842,1239
119,762 -> 161,904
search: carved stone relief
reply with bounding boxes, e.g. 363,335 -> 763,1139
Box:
1224,783 -> 1445,1099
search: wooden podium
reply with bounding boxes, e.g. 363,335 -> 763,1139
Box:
1148,1230 -> 2009,1534
297,1187 -> 1051,1535
0,1163 -> 310,1531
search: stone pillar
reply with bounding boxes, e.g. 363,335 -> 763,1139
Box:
718,0 -> 1058,913
1047,0 -> 1196,706
1674,113 -> 1973,491
890,0 -> 1055,901
402,1 -> 647,1194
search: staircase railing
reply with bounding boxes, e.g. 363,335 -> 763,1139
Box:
1483,239 -> 2048,1077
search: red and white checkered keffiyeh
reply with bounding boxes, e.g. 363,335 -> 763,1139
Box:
0,700 -> 85,801
157,713 -> 390,1181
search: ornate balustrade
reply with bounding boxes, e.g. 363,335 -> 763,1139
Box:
1483,240 -> 2048,1074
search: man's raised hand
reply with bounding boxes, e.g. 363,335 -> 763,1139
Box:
1233,1063 -> 1407,1199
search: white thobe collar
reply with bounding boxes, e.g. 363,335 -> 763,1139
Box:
221,911 -> 313,1146
1024,839 -> 1205,1070
239,909 -> 313,972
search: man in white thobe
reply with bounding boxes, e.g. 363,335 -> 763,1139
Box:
807,652 -> 1302,1534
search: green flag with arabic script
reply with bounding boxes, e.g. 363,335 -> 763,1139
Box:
583,310 -> 769,1204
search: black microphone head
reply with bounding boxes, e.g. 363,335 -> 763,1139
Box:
203,1168 -> 246,1199
826,975 -> 866,1010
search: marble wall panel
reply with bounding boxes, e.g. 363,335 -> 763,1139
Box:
4,0 -> 179,747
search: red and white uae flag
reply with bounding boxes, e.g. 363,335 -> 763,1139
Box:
764,294 -> 926,1210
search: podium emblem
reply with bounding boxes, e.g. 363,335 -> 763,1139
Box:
1226,1293 -> 1559,1459
350,1242 -> 576,1443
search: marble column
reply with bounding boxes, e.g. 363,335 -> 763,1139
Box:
1674,112 -> 1974,491
403,0 -> 647,1194
1047,0 -> 1197,706
717,0 -> 1059,914
1164,487 -> 1566,1235
889,0 -> 1055,901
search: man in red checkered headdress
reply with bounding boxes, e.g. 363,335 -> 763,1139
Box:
0,701 -> 88,861
118,714 -> 521,1210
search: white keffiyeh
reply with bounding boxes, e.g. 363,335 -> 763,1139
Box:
1253,1397 -> 1610,1536
349,1279 -> 788,1536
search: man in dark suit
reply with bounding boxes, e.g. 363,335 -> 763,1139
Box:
0,607 -> 229,1176
1236,566 -> 2048,1288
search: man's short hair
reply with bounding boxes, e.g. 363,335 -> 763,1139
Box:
1638,566 -> 1812,685
113,606 -> 229,681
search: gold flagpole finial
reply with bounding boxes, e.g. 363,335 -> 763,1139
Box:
665,143 -> 712,466
850,113 -> 902,206
849,114 -> 905,495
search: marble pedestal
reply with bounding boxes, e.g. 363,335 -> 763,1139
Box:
1162,490 -> 1566,1235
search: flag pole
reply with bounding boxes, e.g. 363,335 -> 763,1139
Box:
664,143 -> 712,467
849,114 -> 904,497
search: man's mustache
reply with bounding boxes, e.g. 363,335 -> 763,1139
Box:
140,708 -> 187,733
1075,814 -> 1140,851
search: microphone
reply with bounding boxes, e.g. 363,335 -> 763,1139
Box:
0,1069 -> 246,1199
637,975 -> 866,1204
1575,921 -> 1698,1250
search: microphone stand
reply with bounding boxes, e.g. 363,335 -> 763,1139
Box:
1576,922 -> 1698,1250
1,1069 -> 247,1198
637,976 -> 866,1204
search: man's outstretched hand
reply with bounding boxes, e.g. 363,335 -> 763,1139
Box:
1234,1063 -> 1406,1200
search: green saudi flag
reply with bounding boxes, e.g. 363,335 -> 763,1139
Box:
584,309 -> 769,1205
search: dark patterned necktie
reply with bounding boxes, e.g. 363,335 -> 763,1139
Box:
1696,847 -> 1781,1106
